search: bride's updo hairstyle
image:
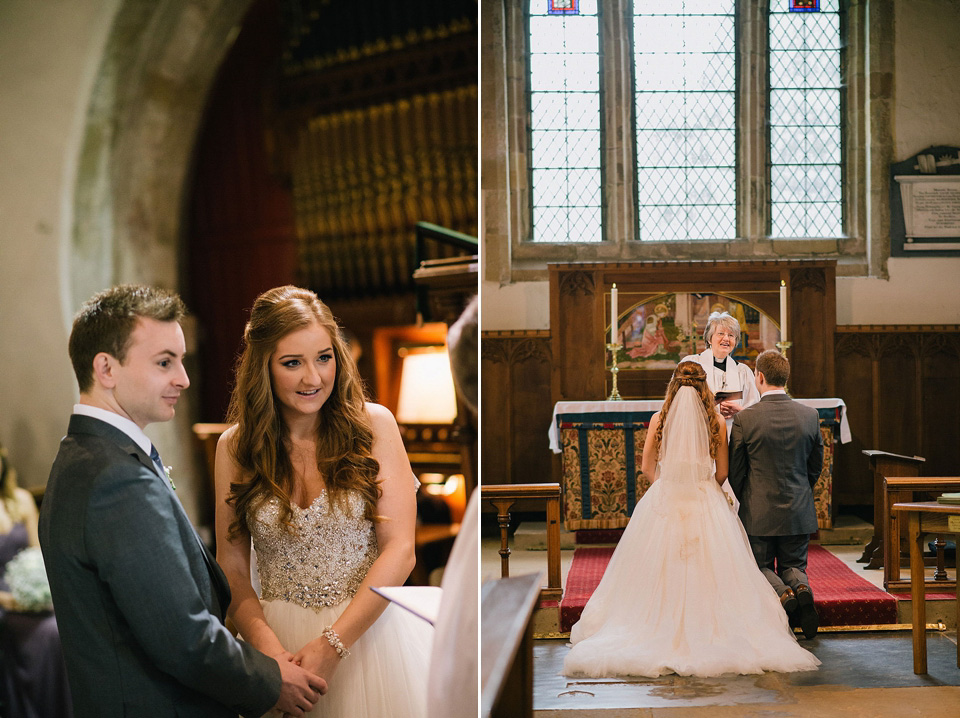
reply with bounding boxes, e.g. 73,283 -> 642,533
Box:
226,286 -> 380,538
655,361 -> 723,459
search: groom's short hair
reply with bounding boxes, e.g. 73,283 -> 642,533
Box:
756,349 -> 789,387
69,284 -> 186,393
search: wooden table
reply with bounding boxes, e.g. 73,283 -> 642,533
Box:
891,501 -> 960,674
882,477 -> 960,591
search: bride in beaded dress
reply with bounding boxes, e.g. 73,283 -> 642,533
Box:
215,286 -> 434,717
563,362 -> 819,679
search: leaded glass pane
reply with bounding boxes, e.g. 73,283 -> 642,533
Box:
640,204 -> 735,242
532,206 -> 567,242
532,169 -> 568,206
770,89 -> 840,125
689,167 -> 736,204
770,13 -> 840,50
637,168 -> 686,205
689,205 -> 736,238
565,93 -> 601,130
769,50 -> 840,86
639,206 -> 688,241
634,1 -> 737,241
528,0 -> 602,242
656,0 -> 728,14
769,3 -> 844,238
686,129 -> 736,167
568,207 -> 603,242
568,168 -> 602,205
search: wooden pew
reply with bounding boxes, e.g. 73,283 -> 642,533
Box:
481,572 -> 543,718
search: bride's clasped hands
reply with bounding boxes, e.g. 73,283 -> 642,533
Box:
292,640 -> 342,686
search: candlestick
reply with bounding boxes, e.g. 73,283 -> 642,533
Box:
610,283 -> 618,345
606,343 -> 623,401
779,279 -> 788,344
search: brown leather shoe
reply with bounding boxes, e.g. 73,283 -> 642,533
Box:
780,588 -> 798,613
795,584 -> 818,639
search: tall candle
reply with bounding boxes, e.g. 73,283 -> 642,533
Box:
779,279 -> 788,344
610,284 -> 618,345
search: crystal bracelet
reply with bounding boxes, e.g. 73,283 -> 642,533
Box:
321,626 -> 350,659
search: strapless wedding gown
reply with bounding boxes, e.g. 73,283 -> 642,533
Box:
563,387 -> 820,678
249,490 -> 434,717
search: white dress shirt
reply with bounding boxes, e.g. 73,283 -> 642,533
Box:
72,403 -> 153,457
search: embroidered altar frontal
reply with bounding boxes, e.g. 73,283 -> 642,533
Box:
557,408 -> 841,531
559,412 -> 654,531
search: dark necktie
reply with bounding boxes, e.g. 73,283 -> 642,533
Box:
149,444 -> 166,478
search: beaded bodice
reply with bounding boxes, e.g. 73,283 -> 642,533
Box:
249,490 -> 378,609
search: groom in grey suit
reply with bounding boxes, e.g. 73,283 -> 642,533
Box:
728,350 -> 824,639
39,285 -> 326,717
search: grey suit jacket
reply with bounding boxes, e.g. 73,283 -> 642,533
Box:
39,415 -> 280,717
727,393 -> 824,537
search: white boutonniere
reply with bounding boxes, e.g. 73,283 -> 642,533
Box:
164,465 -> 176,491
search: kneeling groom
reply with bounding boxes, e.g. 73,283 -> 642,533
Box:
728,350 -> 824,639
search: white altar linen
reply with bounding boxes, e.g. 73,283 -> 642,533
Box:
549,398 -> 850,453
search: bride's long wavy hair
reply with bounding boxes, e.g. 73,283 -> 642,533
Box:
225,286 -> 380,538
655,361 -> 723,459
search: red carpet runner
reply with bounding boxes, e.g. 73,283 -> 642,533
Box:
559,544 -> 899,633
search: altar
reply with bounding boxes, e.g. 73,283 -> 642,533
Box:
549,399 -> 850,531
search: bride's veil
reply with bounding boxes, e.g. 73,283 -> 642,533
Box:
657,385 -> 713,482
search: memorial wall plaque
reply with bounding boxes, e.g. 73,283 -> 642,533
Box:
889,145 -> 960,257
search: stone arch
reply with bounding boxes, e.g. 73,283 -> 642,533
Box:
70,0 -> 255,309
68,0 -> 256,524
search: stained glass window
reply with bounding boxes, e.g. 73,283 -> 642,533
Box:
528,0 -> 601,242
633,1 -> 737,241
769,0 -> 843,237
548,0 -> 580,15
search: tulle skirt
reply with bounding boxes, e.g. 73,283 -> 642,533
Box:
261,594 -> 436,717
563,475 -> 820,678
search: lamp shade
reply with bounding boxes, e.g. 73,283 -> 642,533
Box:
395,348 -> 458,424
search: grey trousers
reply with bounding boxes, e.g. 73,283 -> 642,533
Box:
748,534 -> 811,598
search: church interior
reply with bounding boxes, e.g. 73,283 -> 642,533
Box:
479,1 -> 960,717
1,0 -> 478,544
0,0 -> 477,713
3,0 -> 960,716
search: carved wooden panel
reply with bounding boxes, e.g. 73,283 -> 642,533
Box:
790,266 -> 836,397
551,269 -> 598,400
480,332 -> 552,486
834,327 -> 960,506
